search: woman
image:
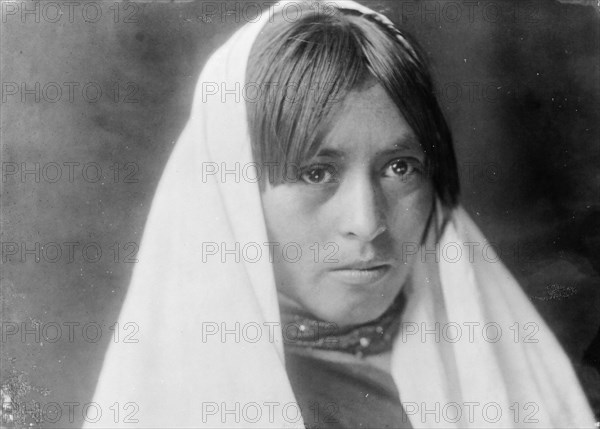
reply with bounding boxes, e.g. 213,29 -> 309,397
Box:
86,1 -> 595,428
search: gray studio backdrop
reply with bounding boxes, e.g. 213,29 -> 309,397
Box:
1,0 -> 599,427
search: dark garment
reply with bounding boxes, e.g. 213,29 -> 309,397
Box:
285,349 -> 413,429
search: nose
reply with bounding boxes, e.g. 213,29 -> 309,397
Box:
334,172 -> 387,242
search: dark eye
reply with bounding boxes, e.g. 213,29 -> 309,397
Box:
300,164 -> 336,185
383,158 -> 421,180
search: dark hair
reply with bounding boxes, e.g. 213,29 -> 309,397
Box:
246,5 -> 459,207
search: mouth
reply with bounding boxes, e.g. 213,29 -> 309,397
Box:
329,263 -> 392,286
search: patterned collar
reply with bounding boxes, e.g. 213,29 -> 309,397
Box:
279,292 -> 406,358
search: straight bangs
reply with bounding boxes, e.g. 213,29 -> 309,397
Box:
246,6 -> 369,182
246,5 -> 459,207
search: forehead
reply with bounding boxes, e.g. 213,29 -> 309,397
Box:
318,83 -> 420,156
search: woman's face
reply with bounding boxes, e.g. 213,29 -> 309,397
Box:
261,82 -> 434,327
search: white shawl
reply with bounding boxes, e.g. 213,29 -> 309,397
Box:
86,1 -> 595,427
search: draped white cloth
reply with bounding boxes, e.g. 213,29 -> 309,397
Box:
86,1 -> 595,427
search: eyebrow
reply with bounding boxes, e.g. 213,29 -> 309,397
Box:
377,139 -> 422,157
314,136 -> 422,158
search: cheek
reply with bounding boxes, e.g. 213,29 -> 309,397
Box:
260,186 -> 327,301
387,183 -> 434,247
261,183 -> 335,244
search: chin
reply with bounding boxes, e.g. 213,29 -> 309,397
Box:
305,287 -> 396,327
